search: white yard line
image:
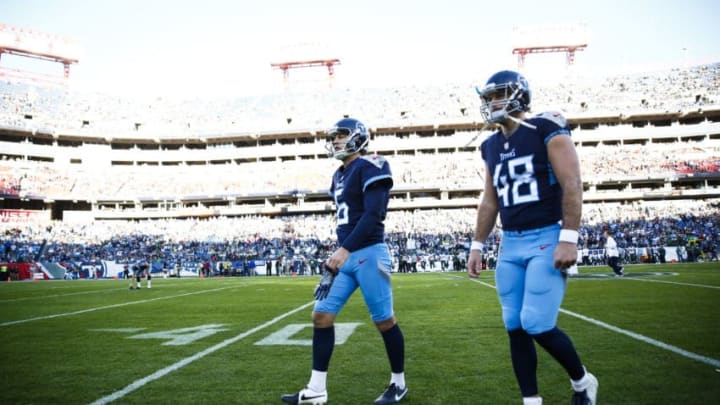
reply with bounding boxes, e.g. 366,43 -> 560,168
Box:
623,277 -> 720,289
464,276 -> 720,368
0,286 -> 238,327
558,307 -> 720,368
0,288 -> 123,303
87,301 -> 315,405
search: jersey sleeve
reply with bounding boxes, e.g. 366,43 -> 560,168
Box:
532,111 -> 571,144
360,155 -> 393,191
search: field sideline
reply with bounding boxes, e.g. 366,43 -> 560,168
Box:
1,263 -> 719,404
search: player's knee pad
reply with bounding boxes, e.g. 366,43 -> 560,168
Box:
368,299 -> 394,323
520,306 -> 556,335
501,308 -> 522,331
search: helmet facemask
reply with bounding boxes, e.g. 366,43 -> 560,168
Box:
325,124 -> 369,160
477,82 -> 527,124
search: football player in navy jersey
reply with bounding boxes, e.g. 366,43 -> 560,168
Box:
282,118 -> 407,405
467,71 -> 598,405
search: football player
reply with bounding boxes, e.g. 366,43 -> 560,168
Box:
133,259 -> 151,289
143,259 -> 152,288
130,262 -> 139,289
467,71 -> 598,405
281,118 -> 407,405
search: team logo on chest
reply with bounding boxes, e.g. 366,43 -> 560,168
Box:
499,147 -> 516,161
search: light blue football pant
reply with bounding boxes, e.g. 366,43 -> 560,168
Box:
495,223 -> 567,335
314,243 -> 394,322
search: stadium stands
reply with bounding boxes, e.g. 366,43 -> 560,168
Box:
0,63 -> 718,274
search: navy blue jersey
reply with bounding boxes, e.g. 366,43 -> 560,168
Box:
480,111 -> 570,231
329,154 -> 393,250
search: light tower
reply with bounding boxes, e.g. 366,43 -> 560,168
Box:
270,41 -> 340,90
511,23 -> 588,68
270,58 -> 341,83
0,23 -> 82,84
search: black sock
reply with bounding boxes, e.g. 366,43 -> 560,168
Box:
312,326 -> 334,372
381,323 -> 405,373
508,328 -> 538,397
532,327 -> 585,380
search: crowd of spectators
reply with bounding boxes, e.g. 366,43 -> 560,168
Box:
1,63 -> 719,275
1,139 -> 718,200
1,64 -> 718,137
1,63 -> 719,200
2,199 -> 718,275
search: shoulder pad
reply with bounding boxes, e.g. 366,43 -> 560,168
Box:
361,154 -> 387,169
534,111 -> 567,128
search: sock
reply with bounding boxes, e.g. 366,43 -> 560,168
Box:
532,327 -> 585,380
381,323 -> 405,374
508,328 -> 538,397
307,369 -> 327,393
390,372 -> 406,390
523,397 -> 542,405
571,367 -> 592,392
312,326 -> 334,372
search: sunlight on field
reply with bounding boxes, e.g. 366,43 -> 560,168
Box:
1,263 -> 718,404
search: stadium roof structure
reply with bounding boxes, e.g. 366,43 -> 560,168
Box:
512,44 -> 587,66
0,23 -> 81,82
270,58 -> 341,80
511,23 -> 589,67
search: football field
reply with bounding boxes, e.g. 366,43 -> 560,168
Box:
1,262 -> 719,404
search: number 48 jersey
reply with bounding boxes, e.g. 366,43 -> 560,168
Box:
480,111 -> 570,231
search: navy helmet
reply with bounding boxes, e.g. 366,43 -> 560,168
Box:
325,117 -> 370,160
476,70 -> 531,124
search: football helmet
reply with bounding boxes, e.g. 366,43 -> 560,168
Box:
325,118 -> 370,160
476,70 -> 531,124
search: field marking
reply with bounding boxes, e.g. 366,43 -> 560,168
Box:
0,288 -> 124,303
91,328 -> 146,333
0,286 -> 238,327
463,276 -> 720,369
255,322 -> 363,346
559,308 -> 720,368
87,300 -> 315,405
624,277 -> 720,289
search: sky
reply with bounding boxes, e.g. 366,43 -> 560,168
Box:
1,0 -> 718,99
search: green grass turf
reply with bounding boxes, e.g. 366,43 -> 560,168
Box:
1,262 -> 718,404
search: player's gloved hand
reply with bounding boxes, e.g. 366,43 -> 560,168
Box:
314,264 -> 337,301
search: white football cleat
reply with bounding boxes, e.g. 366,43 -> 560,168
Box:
571,371 -> 598,405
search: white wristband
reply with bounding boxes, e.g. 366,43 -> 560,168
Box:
470,240 -> 485,251
559,229 -> 579,244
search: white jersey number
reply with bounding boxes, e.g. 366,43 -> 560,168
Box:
493,155 -> 539,207
333,188 -> 349,225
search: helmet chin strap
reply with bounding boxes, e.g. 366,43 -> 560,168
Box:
508,114 -> 537,130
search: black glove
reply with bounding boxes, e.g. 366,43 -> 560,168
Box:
314,264 -> 337,301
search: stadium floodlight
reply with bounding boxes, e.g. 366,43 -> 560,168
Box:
511,22 -> 589,67
0,23 -> 83,80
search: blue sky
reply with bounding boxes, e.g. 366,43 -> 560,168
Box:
1,0 -> 718,98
